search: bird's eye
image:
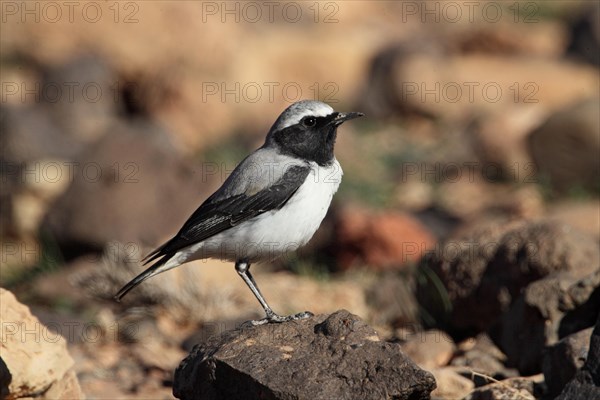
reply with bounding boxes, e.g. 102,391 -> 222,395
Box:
302,117 -> 316,127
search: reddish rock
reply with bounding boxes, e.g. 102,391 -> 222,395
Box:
333,207 -> 436,270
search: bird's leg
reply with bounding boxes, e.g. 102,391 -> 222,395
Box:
235,260 -> 276,319
235,260 -> 313,326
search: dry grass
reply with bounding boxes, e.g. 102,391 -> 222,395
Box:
70,241 -> 241,324
468,370 -> 536,400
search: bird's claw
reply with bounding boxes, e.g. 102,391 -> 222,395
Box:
242,311 -> 314,327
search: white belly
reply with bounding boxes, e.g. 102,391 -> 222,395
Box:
174,160 -> 342,264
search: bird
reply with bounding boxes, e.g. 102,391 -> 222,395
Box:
114,100 -> 363,325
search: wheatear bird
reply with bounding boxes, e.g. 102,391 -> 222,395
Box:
115,100 -> 363,325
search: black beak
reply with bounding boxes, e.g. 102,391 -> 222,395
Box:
331,111 -> 364,126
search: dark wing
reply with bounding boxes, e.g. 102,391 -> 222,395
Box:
114,163 -> 311,301
143,164 -> 311,265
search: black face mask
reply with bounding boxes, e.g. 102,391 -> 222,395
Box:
269,113 -> 340,166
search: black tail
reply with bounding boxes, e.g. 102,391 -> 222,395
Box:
113,254 -> 173,301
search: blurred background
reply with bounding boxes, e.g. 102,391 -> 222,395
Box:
1,1 -> 599,398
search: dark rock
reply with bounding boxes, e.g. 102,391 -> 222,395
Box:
492,266 -> 599,375
543,327 -> 593,398
413,206 -> 462,241
42,121 -> 209,255
556,314 -> 600,400
557,380 -> 600,400
174,310 -> 436,400
566,3 -> 600,66
0,167 -> 15,237
416,219 -> 523,334
560,269 -> 600,337
417,220 -> 600,338
0,357 -> 11,400
528,98 -> 600,194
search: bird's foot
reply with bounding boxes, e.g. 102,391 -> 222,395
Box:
242,311 -> 314,327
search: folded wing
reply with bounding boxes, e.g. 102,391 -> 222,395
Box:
114,163 -> 311,301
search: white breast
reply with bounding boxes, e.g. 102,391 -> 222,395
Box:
171,160 -> 343,265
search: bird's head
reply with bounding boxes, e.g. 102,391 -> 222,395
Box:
266,100 -> 363,166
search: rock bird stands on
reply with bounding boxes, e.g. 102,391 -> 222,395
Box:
115,100 -> 363,325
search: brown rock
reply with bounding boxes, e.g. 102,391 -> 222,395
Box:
42,121 -> 212,253
528,98 -> 600,194
401,329 -> 456,370
547,200 -> 600,240
417,220 -> 600,338
435,176 -> 501,219
1,57 -> 119,240
451,334 -> 518,382
469,105 -> 547,184
333,207 -> 436,270
6,2 -> 396,153
174,310 -> 436,400
366,271 -> 420,328
0,288 -> 83,399
130,337 -> 187,372
436,176 -> 544,220
69,339 -> 175,400
1,56 -> 115,165
452,21 -> 568,57
359,19 -> 569,120
429,367 -> 474,400
42,370 -> 84,400
363,48 -> 599,121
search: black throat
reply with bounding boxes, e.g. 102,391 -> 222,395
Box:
267,114 -> 339,166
